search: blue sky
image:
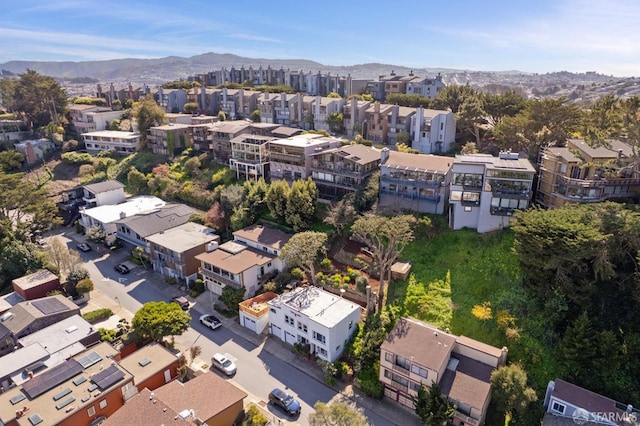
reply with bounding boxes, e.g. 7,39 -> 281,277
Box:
1,0 -> 639,77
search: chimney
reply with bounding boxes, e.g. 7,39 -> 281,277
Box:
206,241 -> 218,252
119,211 -> 126,219
381,147 -> 390,164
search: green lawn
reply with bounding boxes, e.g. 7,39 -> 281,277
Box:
390,225 -> 558,424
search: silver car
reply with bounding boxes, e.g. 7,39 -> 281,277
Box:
211,353 -> 236,376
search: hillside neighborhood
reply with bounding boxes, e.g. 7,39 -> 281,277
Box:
0,65 -> 639,426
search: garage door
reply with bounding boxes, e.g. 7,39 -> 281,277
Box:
243,315 -> 257,332
270,324 -> 282,339
285,331 -> 296,345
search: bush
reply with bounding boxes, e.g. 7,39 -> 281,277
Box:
193,279 -> 204,293
244,403 -> 268,426
164,277 -> 177,285
99,327 -> 117,342
189,290 -> 199,298
355,275 -> 369,293
320,258 -> 332,269
61,151 -> 94,164
83,308 -> 113,324
347,267 -> 360,281
357,366 -> 384,399
290,267 -> 304,280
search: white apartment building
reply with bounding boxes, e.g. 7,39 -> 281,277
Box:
82,130 -> 141,155
411,107 -> 456,154
267,286 -> 361,362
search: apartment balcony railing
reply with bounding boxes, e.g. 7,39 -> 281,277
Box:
492,188 -> 531,199
460,199 -> 481,207
558,175 -> 640,188
454,413 -> 480,426
311,164 -> 367,178
490,206 -> 519,217
380,188 -> 440,203
315,179 -> 361,191
270,153 -> 304,164
200,268 -> 243,290
384,379 -> 409,394
381,175 -> 442,189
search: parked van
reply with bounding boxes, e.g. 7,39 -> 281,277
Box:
211,353 -> 236,376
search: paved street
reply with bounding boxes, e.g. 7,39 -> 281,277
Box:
49,229 -> 421,426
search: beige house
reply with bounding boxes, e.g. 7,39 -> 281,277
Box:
380,318 -> 507,426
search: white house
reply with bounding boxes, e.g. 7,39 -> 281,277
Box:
82,180 -> 126,208
232,224 -> 291,260
411,107 -> 456,154
267,286 -> 361,362
80,196 -> 166,244
238,292 -> 278,334
81,130 -> 141,155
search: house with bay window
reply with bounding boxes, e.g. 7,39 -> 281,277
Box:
449,151 -> 535,233
267,286 -> 361,362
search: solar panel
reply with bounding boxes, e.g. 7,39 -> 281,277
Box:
31,298 -> 69,315
92,365 -> 125,390
73,376 -> 87,386
22,360 -> 83,399
55,396 -> 75,410
77,351 -> 102,369
10,392 -> 25,405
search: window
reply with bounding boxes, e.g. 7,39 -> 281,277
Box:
313,331 -> 326,344
99,399 -> 107,409
385,352 -> 393,362
395,355 -> 411,370
551,401 -> 565,414
317,347 -> 328,357
297,322 -> 308,333
411,364 -> 428,378
285,315 -> 294,326
410,381 -> 422,392
87,406 -> 96,416
348,320 -> 353,330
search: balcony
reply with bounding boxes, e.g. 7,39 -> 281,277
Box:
200,268 -> 243,290
311,164 -> 366,178
380,188 -> 440,203
490,206 -> 518,216
384,379 -> 408,394
492,188 -> 531,199
381,175 -> 442,189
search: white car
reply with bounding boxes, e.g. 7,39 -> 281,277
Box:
211,352 -> 236,376
199,314 -> 222,330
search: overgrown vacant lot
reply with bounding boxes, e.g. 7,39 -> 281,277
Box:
390,224 -> 559,413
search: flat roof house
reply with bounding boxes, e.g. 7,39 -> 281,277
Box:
267,286 -> 362,362
12,270 -> 60,301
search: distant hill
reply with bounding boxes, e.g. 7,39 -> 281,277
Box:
2,52 -> 639,103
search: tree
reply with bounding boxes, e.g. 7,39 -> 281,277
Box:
323,195 -> 357,235
386,93 -> 432,108
204,201 -> 227,232
281,231 -> 328,285
85,225 -> 107,244
412,382 -> 456,426
482,90 -> 526,127
250,109 -> 261,122
490,363 -> 538,421
43,237 -> 81,279
353,171 -> 379,213
285,178 -> 318,232
243,178 -> 268,223
219,286 -> 245,311
131,301 -> 191,342
127,168 -> 148,194
0,240 -> 44,285
309,401 -> 368,426
67,268 -> 90,288
76,278 -> 94,294
183,156 -> 201,178
189,345 -> 202,365
326,112 -> 344,133
265,180 -> 290,221
471,301 -> 493,326
433,84 -> 477,114
0,70 -> 68,130
0,150 -> 24,172
220,183 -> 246,217
557,311 -> 597,381
134,94 -> 166,145
351,214 -> 415,311
218,110 -> 227,121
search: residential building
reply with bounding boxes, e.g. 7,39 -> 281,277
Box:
208,120 -> 254,162
97,82 -> 148,107
0,294 -> 80,342
82,180 -> 126,208
83,110 -> 125,132
115,204 -> 195,252
147,123 -> 193,157
379,148 -> 451,214
449,151 -> 536,233
82,130 -> 141,155
363,102 -> 394,144
380,318 -> 508,425
0,342 -> 133,426
229,133 -> 276,181
386,105 -> 416,145
117,342 -> 181,393
164,113 -> 195,125
103,372 -> 247,426
197,224 -> 291,298
239,292 -> 278,334
267,286 -> 362,362
405,73 -> 446,99
290,94 -> 317,129
383,74 -> 415,100
310,143 -> 381,200
14,139 -> 55,165
365,80 -> 387,102
257,92 -> 277,124
12,270 -> 60,301
146,222 -> 220,284
68,104 -> 113,135
343,98 -> 371,138
410,107 -> 457,154
80,196 -> 167,244
269,133 -> 342,182
537,138 -> 640,209
155,88 -> 187,113
543,379 -> 639,425
313,95 -> 346,132
216,88 -> 243,120
272,93 -> 298,125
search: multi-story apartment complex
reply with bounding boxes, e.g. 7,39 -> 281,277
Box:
386,105 -> 416,145
411,107 -> 457,154
82,130 -> 141,155
269,134 -> 342,182
155,88 -> 187,113
229,133 -> 276,181
343,98 -> 371,138
449,151 -> 536,233
310,143 -> 381,200
405,73 -> 446,99
313,96 -> 346,132
380,318 -> 508,426
96,82 -> 149,107
537,138 -> 640,208
362,102 -> 394,144
147,123 -> 193,157
379,148 -> 452,214
68,104 -> 115,135
267,286 -> 362,362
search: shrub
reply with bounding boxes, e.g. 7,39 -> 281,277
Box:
263,281 -> 277,293
189,290 -> 199,298
61,151 -> 94,164
318,359 -> 337,385
320,258 -> 332,269
83,308 -> 113,324
347,267 -> 360,281
244,403 -> 268,426
357,365 -> 384,399
99,327 -> 117,342
290,267 -> 304,280
193,279 -> 204,292
164,277 -> 177,285
342,275 -> 351,284
355,276 -> 369,293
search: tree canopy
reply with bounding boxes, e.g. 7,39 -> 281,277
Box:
308,401 -> 368,426
412,382 -> 456,426
490,363 -> 537,420
134,94 -> 166,143
131,301 -> 191,341
280,231 -> 328,285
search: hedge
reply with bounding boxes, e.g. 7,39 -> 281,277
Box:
82,308 -> 113,324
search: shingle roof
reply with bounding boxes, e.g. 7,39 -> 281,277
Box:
383,150 -> 452,173
2,295 -> 79,336
439,354 -> 493,410
552,379 -> 629,419
102,388 -> 189,426
115,204 -> 195,238
196,242 -> 275,274
83,180 -> 125,194
232,224 -> 292,250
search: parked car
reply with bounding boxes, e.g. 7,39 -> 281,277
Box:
170,296 -> 189,310
211,352 -> 236,376
268,388 -> 301,416
114,264 -> 130,274
199,314 -> 222,330
76,243 -> 91,252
